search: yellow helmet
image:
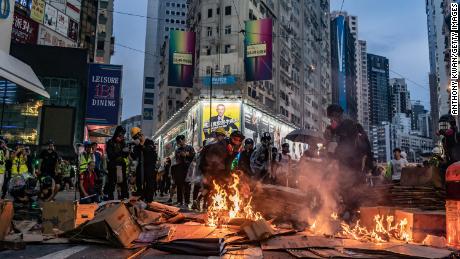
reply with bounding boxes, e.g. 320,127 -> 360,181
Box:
130,127 -> 142,137
214,127 -> 227,137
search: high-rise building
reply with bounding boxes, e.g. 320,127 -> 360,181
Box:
390,78 -> 411,117
142,0 -> 189,137
330,12 -> 357,121
153,0 -> 331,132
426,0 -> 458,133
367,53 -> 390,125
357,40 -> 369,132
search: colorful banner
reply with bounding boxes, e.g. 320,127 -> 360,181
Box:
202,75 -> 236,86
56,10 -> 68,36
12,12 -> 38,44
201,102 -> 241,140
86,64 -> 123,126
43,3 -> 57,29
30,0 -> 45,23
168,30 -> 195,87
244,18 -> 272,81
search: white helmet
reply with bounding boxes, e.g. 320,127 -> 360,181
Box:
432,147 -> 441,155
400,151 -> 407,159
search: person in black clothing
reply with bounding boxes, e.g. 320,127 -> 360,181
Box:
172,135 -> 195,207
39,140 -> 60,190
105,125 -> 127,200
238,138 -> 255,177
131,127 -> 157,202
160,157 -> 171,196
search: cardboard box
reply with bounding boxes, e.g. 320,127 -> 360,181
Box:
395,209 -> 446,243
359,206 -> 397,229
0,201 -> 13,240
42,201 -> 76,234
400,166 -> 442,188
75,204 -> 98,226
81,203 -> 141,247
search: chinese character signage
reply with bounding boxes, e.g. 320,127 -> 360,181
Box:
12,12 -> 38,44
244,18 -> 272,81
30,0 -> 44,23
168,30 -> 195,87
86,64 -> 123,125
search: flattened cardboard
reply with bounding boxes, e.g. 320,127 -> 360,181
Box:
76,203 -> 98,226
42,201 -> 76,234
0,201 -> 14,240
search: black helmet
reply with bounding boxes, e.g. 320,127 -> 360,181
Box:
245,138 -> 254,145
261,132 -> 271,141
114,125 -> 126,137
176,135 -> 186,142
282,143 -> 289,148
230,131 -> 245,140
327,104 -> 344,118
47,139 -> 54,145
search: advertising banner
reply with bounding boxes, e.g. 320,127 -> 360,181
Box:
67,17 -> 77,40
12,12 -> 38,44
168,30 -> 195,87
46,0 -> 65,13
244,18 -> 273,81
56,10 -> 68,36
43,3 -> 57,29
37,24 -> 76,47
65,0 -> 80,21
86,64 -> 123,126
30,0 -> 45,23
202,75 -> 236,86
202,101 -> 241,140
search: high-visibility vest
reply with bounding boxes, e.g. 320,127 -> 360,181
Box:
124,157 -> 129,168
79,153 -> 93,173
11,155 -> 28,176
0,150 -> 5,174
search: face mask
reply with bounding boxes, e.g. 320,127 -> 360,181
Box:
133,139 -> 141,145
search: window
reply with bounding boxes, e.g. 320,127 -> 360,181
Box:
145,77 -> 155,89
224,44 -> 231,53
176,19 -> 180,23
175,88 -> 181,95
181,28 -> 184,31
166,18 -> 169,22
166,10 -> 170,15
181,20 -> 185,24
206,66 -> 212,75
172,3 -> 175,7
181,12 -> 185,16
207,26 -> 212,36
182,4 -> 185,8
165,27 -> 169,31
224,25 -> 231,34
225,6 -> 231,15
208,8 -> 212,18
224,65 -> 231,75
171,11 -> 175,15
166,3 -> 170,7
145,93 -> 154,98
217,8 -> 220,15
206,48 -> 211,55
144,99 -> 154,105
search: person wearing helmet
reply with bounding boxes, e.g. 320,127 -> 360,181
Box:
238,138 -> 255,177
131,127 -> 157,202
250,132 -> 272,181
172,134 -> 195,207
214,127 -> 227,143
274,143 -> 292,187
105,126 -> 127,200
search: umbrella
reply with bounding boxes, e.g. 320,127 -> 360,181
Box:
285,129 -> 324,144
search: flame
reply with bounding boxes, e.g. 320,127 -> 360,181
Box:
340,214 -> 412,243
310,220 -> 317,231
331,212 -> 338,221
206,173 -> 263,227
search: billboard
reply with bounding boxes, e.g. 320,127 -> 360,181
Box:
40,105 -> 76,147
43,3 -> 57,29
56,10 -> 68,35
37,24 -> 76,47
67,18 -> 78,40
244,18 -> 273,81
65,0 -> 80,21
12,12 -> 38,44
30,0 -> 45,23
46,0 -> 65,13
202,102 -> 241,140
86,64 -> 123,126
168,30 -> 195,87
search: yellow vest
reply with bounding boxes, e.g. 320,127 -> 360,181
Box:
79,153 -> 93,173
124,157 -> 129,168
11,155 -> 28,175
0,150 -> 5,174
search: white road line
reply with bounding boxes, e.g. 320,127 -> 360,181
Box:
36,246 -> 88,259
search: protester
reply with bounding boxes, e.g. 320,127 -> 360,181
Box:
1,138 -> 11,199
60,159 -> 73,190
160,157 -> 172,197
275,143 -> 292,187
250,132 -> 272,181
386,148 -> 408,181
190,140 -> 207,210
324,104 -> 372,220
238,138 -> 255,177
39,140 -> 60,190
172,135 -> 195,207
105,126 -> 127,200
0,138 -> 9,197
131,127 -> 157,202
11,143 -> 29,177
79,161 -> 100,204
39,175 -> 58,202
79,142 -> 94,174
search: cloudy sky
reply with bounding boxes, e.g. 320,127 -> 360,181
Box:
113,0 -> 431,119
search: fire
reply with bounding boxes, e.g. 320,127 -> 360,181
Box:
340,214 -> 412,243
206,173 -> 263,227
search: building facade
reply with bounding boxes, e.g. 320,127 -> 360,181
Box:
330,12 -> 357,121
121,115 -> 142,140
142,0 -> 189,137
390,78 -> 411,117
357,40 -> 369,133
367,53 -> 390,126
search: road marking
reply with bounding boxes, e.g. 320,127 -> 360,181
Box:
36,246 -> 88,259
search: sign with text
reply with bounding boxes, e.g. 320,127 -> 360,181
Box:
37,24 -> 76,47
30,0 -> 45,23
168,30 -> 195,87
202,75 -> 236,86
244,19 -> 272,81
86,64 -> 123,125
12,12 -> 38,44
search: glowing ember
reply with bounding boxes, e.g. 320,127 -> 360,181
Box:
331,212 -> 338,221
310,220 -> 317,231
206,173 -> 263,227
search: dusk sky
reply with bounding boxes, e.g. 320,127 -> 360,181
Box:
113,0 -> 431,120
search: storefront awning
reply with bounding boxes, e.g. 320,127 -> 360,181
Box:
0,50 -> 50,99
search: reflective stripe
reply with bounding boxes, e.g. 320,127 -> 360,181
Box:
79,154 -> 93,173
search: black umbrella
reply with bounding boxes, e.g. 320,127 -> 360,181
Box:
285,129 -> 324,144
